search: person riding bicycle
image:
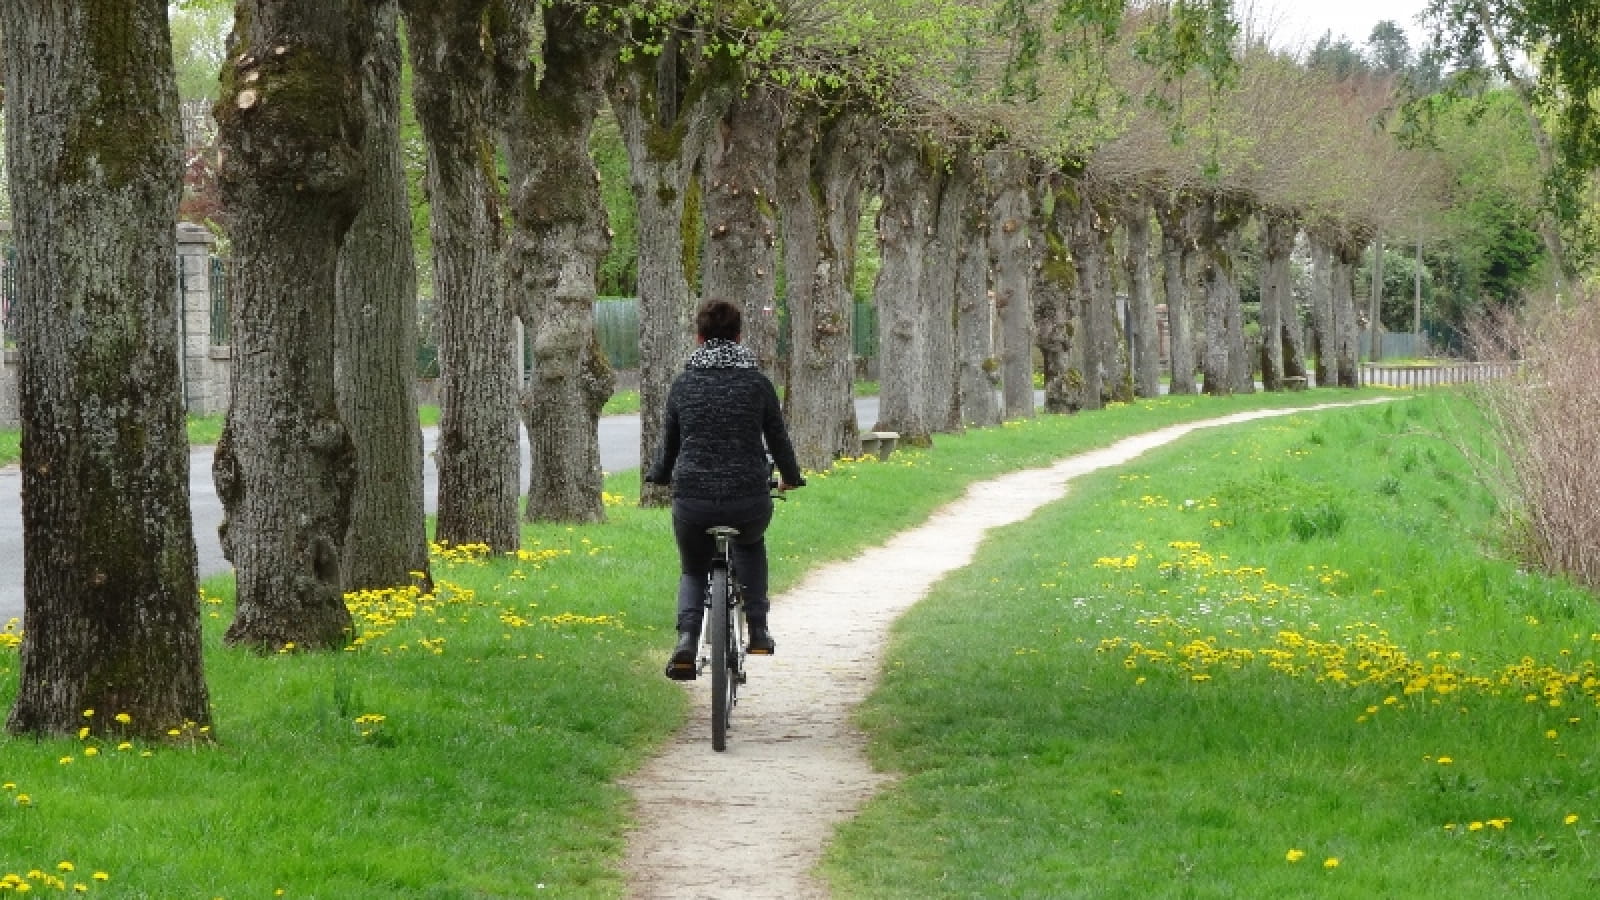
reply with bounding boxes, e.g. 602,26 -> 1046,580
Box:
644,299 -> 804,681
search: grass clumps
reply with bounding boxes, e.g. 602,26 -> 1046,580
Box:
829,392 -> 1600,898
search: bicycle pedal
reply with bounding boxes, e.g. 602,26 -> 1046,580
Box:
664,661 -> 697,681
746,647 -> 774,656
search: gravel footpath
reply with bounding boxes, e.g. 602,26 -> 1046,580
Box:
620,401 -> 1386,899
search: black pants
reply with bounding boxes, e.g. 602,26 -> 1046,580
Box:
670,494 -> 773,635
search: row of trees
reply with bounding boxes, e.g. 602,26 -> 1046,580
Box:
1,0 -> 1593,738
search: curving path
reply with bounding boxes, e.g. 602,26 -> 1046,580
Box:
621,400 -> 1390,898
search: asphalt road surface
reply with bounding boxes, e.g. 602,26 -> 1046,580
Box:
0,397 -> 889,624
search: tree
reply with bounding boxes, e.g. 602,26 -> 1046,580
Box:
335,0 -> 432,592
777,104 -> 873,469
212,0 -> 368,650
501,1 -> 618,524
702,84 -> 783,377
2,0 -> 211,736
609,28 -> 736,503
872,131 -> 945,446
399,0 -> 523,552
1366,21 -> 1411,75
987,150 -> 1036,419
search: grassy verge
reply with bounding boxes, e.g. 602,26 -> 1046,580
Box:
825,391 -> 1600,898
0,389 -> 1357,895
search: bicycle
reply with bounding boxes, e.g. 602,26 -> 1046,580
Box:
702,524 -> 750,752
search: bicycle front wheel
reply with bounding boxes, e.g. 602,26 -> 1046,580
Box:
709,565 -> 733,751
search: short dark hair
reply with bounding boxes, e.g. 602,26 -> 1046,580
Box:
696,299 -> 742,342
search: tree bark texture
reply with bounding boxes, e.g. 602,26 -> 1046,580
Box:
918,146 -> 964,433
1122,204 -> 1161,399
1331,236 -> 1363,387
1067,194 -> 1127,409
1155,196 -> 1199,394
777,105 -> 869,469
336,0 -> 431,591
502,6 -> 616,525
1308,232 -> 1334,387
1197,195 -> 1251,396
401,0 -> 523,553
703,85 -> 781,378
213,0 -> 368,650
1258,213 -> 1289,390
952,153 -> 999,428
1032,178 -> 1078,414
872,132 -> 942,446
609,45 -> 733,504
986,152 -> 1035,419
1,0 -> 211,737
1368,236 -> 1384,360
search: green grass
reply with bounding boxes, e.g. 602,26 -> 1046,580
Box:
0,389 -> 1364,895
824,391 -> 1600,898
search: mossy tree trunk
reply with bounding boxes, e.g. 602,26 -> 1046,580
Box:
1122,201 -> 1161,399
986,151 -> 1035,420
399,0 -> 522,553
1331,234 -> 1364,387
702,85 -> 781,378
777,105 -> 870,470
501,5 -> 616,524
212,0 -> 367,650
1154,194 -> 1199,395
919,145 -> 965,434
1308,230 -> 1335,388
609,39 -> 735,505
1,0 -> 211,738
1258,211 -> 1299,391
1197,193 -> 1251,397
872,132 -> 943,447
1032,176 -> 1079,414
336,0 -> 431,592
952,151 -> 999,428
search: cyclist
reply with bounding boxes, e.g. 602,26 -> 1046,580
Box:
644,299 -> 804,681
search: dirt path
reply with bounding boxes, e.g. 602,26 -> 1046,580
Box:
620,401 -> 1387,898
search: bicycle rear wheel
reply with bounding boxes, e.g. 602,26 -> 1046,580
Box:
709,565 -> 733,751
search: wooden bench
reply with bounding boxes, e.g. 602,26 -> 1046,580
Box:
1282,376 -> 1308,391
859,431 -> 900,460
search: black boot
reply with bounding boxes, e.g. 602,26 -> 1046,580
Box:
747,620 -> 775,655
664,630 -> 698,680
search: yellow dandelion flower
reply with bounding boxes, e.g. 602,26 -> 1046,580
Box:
1437,756 -> 1453,765
1546,729 -> 1559,740
1323,858 -> 1340,869
1285,849 -> 1305,863
56,862 -> 73,873
1468,821 -> 1485,832
81,709 -> 93,718
92,873 -> 109,882
114,713 -> 131,724
14,793 -> 31,806
83,747 -> 98,757
1565,814 -> 1580,826
58,756 -> 72,765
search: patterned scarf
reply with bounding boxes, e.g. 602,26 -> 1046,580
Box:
686,338 -> 757,370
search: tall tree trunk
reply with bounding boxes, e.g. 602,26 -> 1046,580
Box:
919,146 -> 964,433
1368,236 -> 1384,360
872,132 -> 941,446
1067,192 -> 1125,409
952,153 -> 999,428
703,85 -> 781,378
1332,236 -> 1363,387
401,0 -> 522,552
336,0 -> 431,592
1197,195 -> 1251,396
1155,195 -> 1198,394
502,7 -> 616,524
777,106 -> 869,469
1032,178 -> 1078,414
1258,212 -> 1296,390
1308,231 -> 1334,387
987,151 -> 1035,419
610,44 -> 733,505
1122,202 -> 1160,398
1,0 -> 211,737
213,0 -> 366,650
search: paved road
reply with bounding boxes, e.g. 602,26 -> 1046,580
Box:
0,397 -> 888,624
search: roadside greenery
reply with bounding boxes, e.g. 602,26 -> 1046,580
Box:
827,391 -> 1600,897
0,389 -> 1361,894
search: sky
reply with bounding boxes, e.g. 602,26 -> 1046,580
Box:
1247,0 -> 1435,55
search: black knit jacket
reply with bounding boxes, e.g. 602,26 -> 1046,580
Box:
645,340 -> 803,499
